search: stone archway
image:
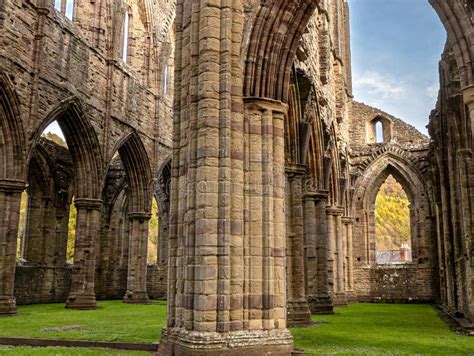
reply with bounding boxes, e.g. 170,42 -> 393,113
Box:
106,132 -> 154,304
0,73 -> 27,315
31,97 -> 104,310
351,152 -> 435,302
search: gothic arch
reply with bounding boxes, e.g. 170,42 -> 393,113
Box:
429,0 -> 473,88
353,152 -> 427,211
352,152 -> 432,265
244,0 -> 318,102
31,97 -> 102,200
0,73 -> 26,181
108,131 -> 153,214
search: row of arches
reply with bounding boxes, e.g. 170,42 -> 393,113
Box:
0,74 -> 172,310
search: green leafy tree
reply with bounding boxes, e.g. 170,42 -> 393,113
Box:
148,199 -> 159,263
17,192 -> 28,258
67,200 -> 77,262
375,175 -> 411,251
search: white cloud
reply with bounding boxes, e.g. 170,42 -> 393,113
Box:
425,83 -> 439,99
353,70 -> 407,101
352,70 -> 434,134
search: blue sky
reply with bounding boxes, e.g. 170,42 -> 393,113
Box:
349,0 -> 446,134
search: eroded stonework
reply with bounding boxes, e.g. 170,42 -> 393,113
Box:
0,0 -> 473,353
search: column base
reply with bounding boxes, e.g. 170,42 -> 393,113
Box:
123,291 -> 149,304
287,299 -> 312,327
308,295 -> 334,315
0,297 -> 16,316
158,327 -> 293,356
65,293 -> 96,310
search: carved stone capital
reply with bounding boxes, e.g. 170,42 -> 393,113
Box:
74,198 -> 102,210
0,179 -> 26,193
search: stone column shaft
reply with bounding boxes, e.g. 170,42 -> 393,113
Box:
159,0 -> 292,351
342,217 -> 354,292
326,209 -> 336,295
66,198 -> 102,310
0,179 -> 25,315
304,190 -> 333,314
123,212 -> 151,304
286,165 -> 311,326
327,207 -> 346,306
461,86 -> 474,321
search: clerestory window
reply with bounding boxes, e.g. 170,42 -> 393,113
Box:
122,10 -> 130,63
54,0 -> 74,20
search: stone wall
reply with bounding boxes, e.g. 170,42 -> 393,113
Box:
351,265 -> 436,303
349,102 -> 436,303
14,263 -> 167,305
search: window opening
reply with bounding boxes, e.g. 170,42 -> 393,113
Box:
375,175 -> 412,264
375,121 -> 384,143
148,197 -> 159,263
123,10 -> 130,62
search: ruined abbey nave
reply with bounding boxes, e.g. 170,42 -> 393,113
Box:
0,0 -> 473,354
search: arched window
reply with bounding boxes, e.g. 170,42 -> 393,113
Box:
375,175 -> 412,264
375,120 -> 384,143
367,116 -> 392,144
54,0 -> 74,20
122,10 -> 130,63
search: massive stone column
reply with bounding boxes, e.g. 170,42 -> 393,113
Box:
461,86 -> 474,322
0,179 -> 25,315
304,190 -> 334,314
286,165 -> 311,327
159,1 -> 292,353
66,198 -> 102,310
123,212 -> 151,304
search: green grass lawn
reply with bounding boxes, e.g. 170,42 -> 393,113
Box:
0,301 -> 473,355
291,303 -> 474,355
0,300 -> 166,343
0,346 -> 149,355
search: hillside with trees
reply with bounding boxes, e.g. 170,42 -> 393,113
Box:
375,175 -> 411,251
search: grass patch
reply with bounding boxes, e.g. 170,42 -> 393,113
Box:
0,346 -> 149,355
291,303 -> 474,355
0,300 -> 166,343
1,301 -> 472,355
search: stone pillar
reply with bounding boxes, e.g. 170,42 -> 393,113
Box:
327,207 -> 346,306
123,212 -> 151,304
461,86 -> 474,322
66,198 -> 102,310
160,98 -> 293,355
0,179 -> 25,315
342,217 -> 354,293
304,190 -> 334,314
286,165 -> 311,327
159,0 -> 292,353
